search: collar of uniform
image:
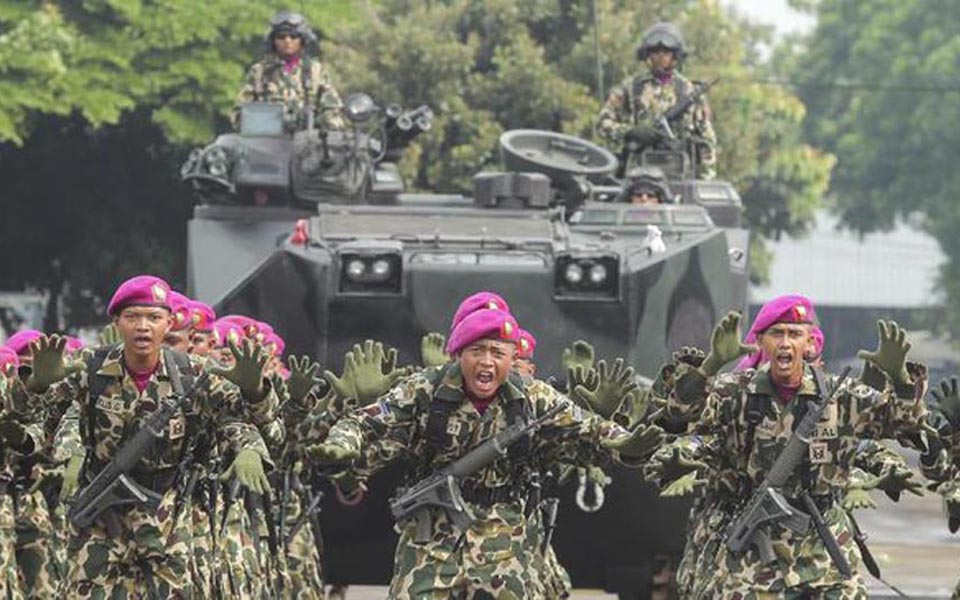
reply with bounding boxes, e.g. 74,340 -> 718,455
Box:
746,363 -> 818,397
99,345 -> 171,380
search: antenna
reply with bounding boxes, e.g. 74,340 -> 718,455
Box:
590,0 -> 605,102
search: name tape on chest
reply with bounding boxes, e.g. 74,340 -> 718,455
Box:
95,397 -> 126,414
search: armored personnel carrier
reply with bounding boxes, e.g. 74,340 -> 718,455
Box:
181,95 -> 749,598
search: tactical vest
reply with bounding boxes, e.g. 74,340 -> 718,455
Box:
627,74 -> 688,123
256,54 -> 315,105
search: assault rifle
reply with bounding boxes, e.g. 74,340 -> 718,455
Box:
725,366 -> 852,573
657,78 -> 719,140
68,370 -> 210,532
390,403 -> 564,542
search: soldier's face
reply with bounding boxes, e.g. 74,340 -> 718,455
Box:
459,339 -> 516,400
631,189 -> 661,205
116,306 -> 172,360
514,357 -> 536,378
647,48 -> 677,73
758,323 -> 810,385
163,329 -> 191,354
273,33 -> 303,58
188,331 -> 215,356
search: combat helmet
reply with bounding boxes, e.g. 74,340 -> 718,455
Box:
617,166 -> 673,203
635,22 -> 686,60
264,10 -> 318,48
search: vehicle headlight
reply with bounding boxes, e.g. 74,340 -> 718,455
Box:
555,255 -> 619,299
339,253 -> 402,294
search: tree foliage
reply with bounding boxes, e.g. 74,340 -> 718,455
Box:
0,0 -> 833,329
790,0 -> 960,330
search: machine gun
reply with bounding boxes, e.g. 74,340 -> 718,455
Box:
390,403 -> 564,542
68,371 -> 210,532
657,78 -> 719,140
725,366 -> 852,573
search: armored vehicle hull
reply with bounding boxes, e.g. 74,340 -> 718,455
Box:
184,118 -> 748,596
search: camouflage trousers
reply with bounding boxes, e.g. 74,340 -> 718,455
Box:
64,488 -> 193,599
188,501 -> 215,597
388,518 -> 532,599
216,494 -> 262,599
278,494 -> 324,599
0,494 -> 23,600
15,489 -> 60,598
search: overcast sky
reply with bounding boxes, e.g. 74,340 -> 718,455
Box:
724,0 -> 816,37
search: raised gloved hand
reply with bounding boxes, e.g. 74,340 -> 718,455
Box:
673,346 -> 706,369
601,423 -> 665,461
0,418 -> 31,453
865,463 -> 924,502
26,335 -> 83,392
220,448 -> 271,495
931,377 -> 960,431
60,452 -> 85,502
562,340 -> 595,375
841,484 -> 878,512
857,319 -> 912,385
661,471 -> 705,497
209,339 -> 269,401
573,358 -> 638,419
326,340 -> 405,405
646,444 -> 708,485
286,355 -> 326,406
420,332 -> 450,368
98,323 -> 122,347
937,479 -> 960,533
700,312 -> 758,376
304,442 -> 359,465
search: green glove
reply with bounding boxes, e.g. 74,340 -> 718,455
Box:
601,423 -> 665,460
585,465 -> 612,488
841,485 -> 878,512
701,311 -> 758,376
648,444 -> 709,484
286,355 -> 325,406
931,377 -> 960,431
567,365 -> 599,413
26,335 -> 83,392
60,452 -> 85,502
573,358 -> 638,419
562,340 -> 595,374
325,340 -> 405,405
420,332 -> 450,368
98,323 -> 122,347
856,319 -> 911,385
220,448 -> 271,495
937,479 -> 960,532
305,442 -> 359,465
661,471 -> 705,497
208,339 -> 268,401
0,418 -> 31,454
864,464 -> 924,502
672,346 -> 706,368
621,387 -> 655,429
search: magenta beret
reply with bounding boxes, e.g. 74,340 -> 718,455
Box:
107,275 -> 172,317
213,319 -> 245,348
187,300 -> 217,332
736,294 -> 817,371
4,330 -> 43,356
0,347 -> 20,370
168,291 -> 192,332
450,292 -> 511,330
219,315 -> 273,343
265,332 -> 285,357
65,337 -> 85,354
517,329 -> 536,359
446,309 -> 519,355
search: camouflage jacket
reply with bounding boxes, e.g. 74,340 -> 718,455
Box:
233,53 -> 343,130
0,375 -> 45,479
665,362 -> 926,590
41,346 -> 277,473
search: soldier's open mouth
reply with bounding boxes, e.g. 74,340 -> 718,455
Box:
775,352 -> 793,367
476,372 -> 494,384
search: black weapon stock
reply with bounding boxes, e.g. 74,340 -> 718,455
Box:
68,371 -> 210,530
658,78 -> 719,139
725,367 -> 852,566
389,403 -> 564,542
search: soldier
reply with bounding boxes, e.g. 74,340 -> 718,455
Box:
664,295 -> 928,598
25,275 -> 278,598
186,300 -> 217,357
597,22 -> 717,179
233,10 -> 343,131
615,165 -> 672,205
922,378 -> 960,598
163,291 -> 193,354
304,294 -> 663,598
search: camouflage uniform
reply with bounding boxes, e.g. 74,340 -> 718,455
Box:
39,346 -> 277,598
233,54 -> 343,130
317,364 -> 640,599
597,72 -> 717,178
665,361 -> 926,598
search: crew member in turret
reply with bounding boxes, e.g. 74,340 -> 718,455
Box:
233,10 -> 344,131
616,165 -> 672,205
597,22 -> 718,179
